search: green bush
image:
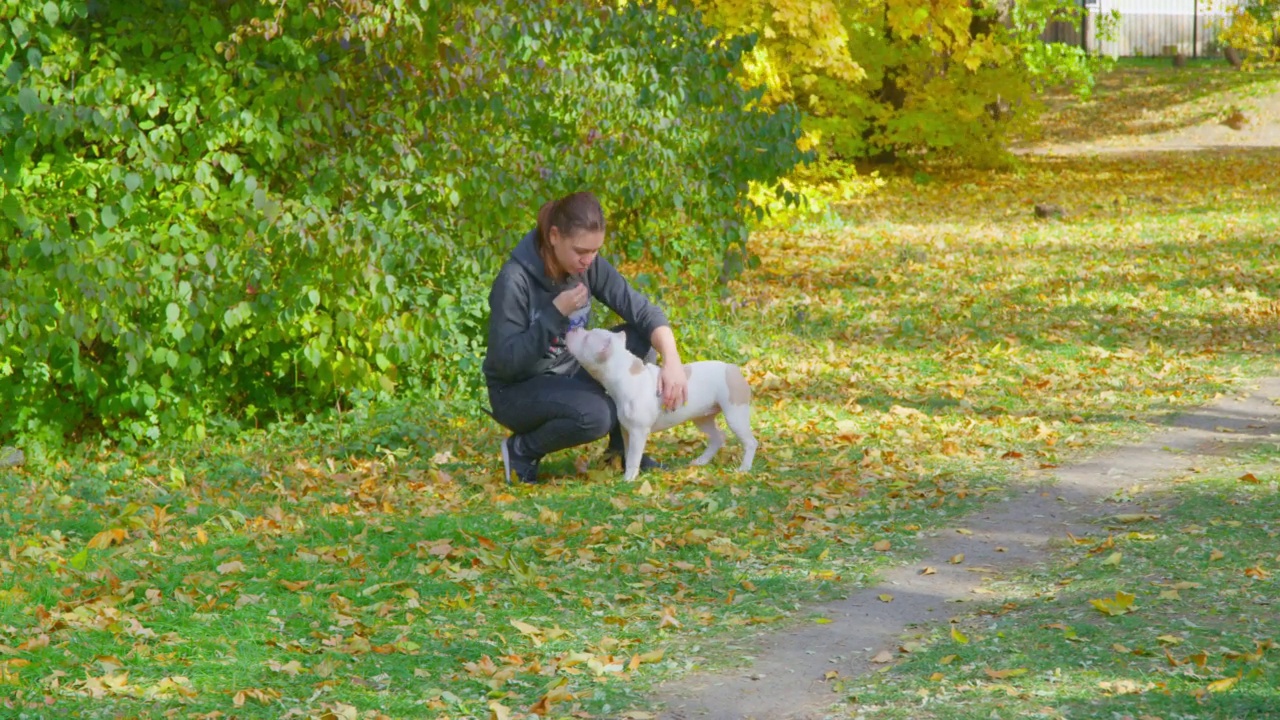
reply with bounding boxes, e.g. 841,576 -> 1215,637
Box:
0,0 -> 805,444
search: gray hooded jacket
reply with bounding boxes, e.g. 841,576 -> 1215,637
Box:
483,229 -> 669,387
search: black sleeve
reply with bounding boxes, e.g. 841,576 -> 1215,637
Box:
485,264 -> 569,382
590,257 -> 669,338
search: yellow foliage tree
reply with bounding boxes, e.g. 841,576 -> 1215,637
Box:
691,0 -> 1102,163
1218,0 -> 1280,64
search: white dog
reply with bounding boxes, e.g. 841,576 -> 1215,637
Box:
565,327 -> 757,481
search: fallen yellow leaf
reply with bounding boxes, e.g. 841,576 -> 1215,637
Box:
1207,675 -> 1240,693
1090,590 -> 1136,616
878,593 -> 894,603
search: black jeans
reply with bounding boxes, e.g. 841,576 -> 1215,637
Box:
487,324 -> 653,458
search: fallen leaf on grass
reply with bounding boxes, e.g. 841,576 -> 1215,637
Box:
985,667 -> 1028,679
951,627 -> 970,644
1206,674 -> 1240,693
1244,565 -> 1271,579
1223,640 -> 1273,663
87,528 -> 127,549
658,607 -> 680,629
870,650 -> 895,663
1102,552 -> 1123,567
1239,472 -> 1260,484
1090,590 -> 1136,616
232,688 -> 281,706
873,540 -> 892,552
266,659 -> 305,676
939,654 -> 958,664
1098,679 -> 1153,695
1209,549 -> 1225,562
217,560 -> 247,575
1111,513 -> 1159,524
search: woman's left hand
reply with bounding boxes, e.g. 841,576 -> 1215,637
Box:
657,361 -> 688,411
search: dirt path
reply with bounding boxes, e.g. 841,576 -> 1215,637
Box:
654,379 -> 1280,720
651,83 -> 1280,720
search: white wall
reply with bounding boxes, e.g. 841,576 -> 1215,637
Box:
1076,0 -> 1248,57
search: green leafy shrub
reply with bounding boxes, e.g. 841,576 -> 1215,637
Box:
0,0 -> 805,444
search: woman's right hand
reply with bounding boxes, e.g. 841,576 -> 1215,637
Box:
553,283 -> 590,316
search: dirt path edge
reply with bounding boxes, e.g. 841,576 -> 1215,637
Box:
652,378 -> 1280,720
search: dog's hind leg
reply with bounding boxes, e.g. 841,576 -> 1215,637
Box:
721,405 -> 757,472
691,414 -> 725,466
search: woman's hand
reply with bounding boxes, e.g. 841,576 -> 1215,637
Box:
657,360 -> 688,411
553,283 -> 589,316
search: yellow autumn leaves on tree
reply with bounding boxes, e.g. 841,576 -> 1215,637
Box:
687,0 -> 1099,163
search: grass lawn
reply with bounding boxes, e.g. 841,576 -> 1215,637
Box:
838,448 -> 1280,719
2,68 -> 1279,719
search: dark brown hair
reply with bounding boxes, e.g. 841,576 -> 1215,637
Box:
536,191 -> 606,253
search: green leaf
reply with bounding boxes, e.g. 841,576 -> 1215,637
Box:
42,1 -> 60,25
1,195 -> 27,227
69,547 -> 89,570
16,87 -> 40,114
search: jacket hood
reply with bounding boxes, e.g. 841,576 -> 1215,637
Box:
512,229 -> 556,291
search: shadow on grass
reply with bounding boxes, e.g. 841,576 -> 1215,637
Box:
1034,62 -> 1280,145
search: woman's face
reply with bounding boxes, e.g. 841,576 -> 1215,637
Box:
548,227 -> 603,277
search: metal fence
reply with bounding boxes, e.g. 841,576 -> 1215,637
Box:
1041,0 -> 1247,58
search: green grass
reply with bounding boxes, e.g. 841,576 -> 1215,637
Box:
2,66 -> 1280,718
838,448 -> 1280,720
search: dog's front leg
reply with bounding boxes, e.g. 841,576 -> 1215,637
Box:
622,424 -> 650,482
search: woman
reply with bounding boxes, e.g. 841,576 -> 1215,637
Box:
483,191 -> 689,484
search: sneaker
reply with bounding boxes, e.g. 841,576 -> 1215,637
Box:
501,437 -> 542,485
